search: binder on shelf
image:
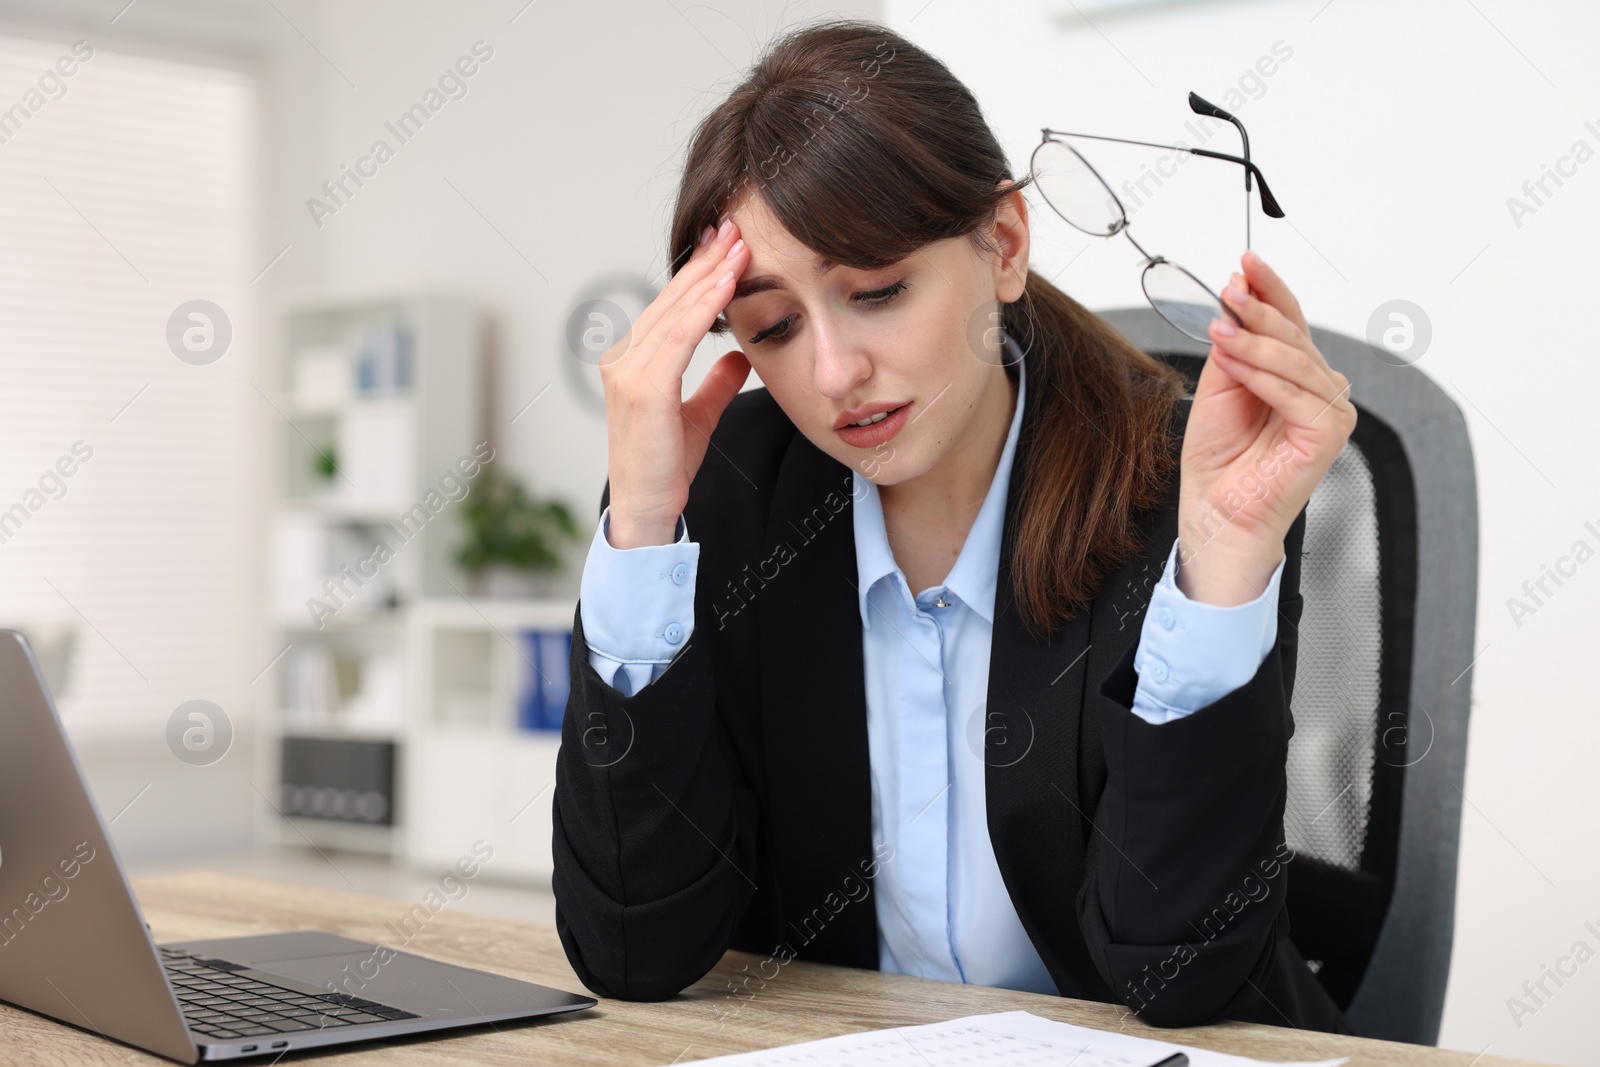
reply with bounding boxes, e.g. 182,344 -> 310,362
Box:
354,317 -> 413,397
516,628 -> 573,732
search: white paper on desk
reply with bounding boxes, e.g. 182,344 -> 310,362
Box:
678,1010 -> 1352,1067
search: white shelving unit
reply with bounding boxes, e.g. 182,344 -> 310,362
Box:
402,597 -> 577,883
260,288 -> 584,887
260,291 -> 484,856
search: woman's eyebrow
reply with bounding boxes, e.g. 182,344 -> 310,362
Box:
729,275 -> 785,301
729,256 -> 842,302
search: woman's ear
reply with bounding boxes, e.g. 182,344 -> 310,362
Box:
991,179 -> 1030,303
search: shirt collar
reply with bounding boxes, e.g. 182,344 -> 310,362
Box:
853,334 -> 1027,629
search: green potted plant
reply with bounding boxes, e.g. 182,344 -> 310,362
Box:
455,466 -> 583,598
309,443 -> 339,499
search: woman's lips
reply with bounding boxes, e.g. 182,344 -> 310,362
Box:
835,402 -> 911,448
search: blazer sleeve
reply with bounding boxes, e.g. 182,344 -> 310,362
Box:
1077,505 -> 1325,1028
551,478 -> 760,1001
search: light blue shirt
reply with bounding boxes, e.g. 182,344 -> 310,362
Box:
577,338 -> 1286,995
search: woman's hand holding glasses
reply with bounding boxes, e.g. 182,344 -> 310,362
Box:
1175,251 -> 1356,606
1031,94 -> 1353,606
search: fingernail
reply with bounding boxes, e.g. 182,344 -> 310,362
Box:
1211,316 -> 1237,337
699,225 -> 715,248
1223,285 -> 1247,307
1245,250 -> 1263,267
717,219 -> 734,242
727,238 -> 745,259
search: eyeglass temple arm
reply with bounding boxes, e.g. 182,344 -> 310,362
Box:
1188,149 -> 1285,218
1188,92 -> 1250,192
1036,129 -> 1286,218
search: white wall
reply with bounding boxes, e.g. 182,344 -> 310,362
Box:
874,0 -> 1599,1062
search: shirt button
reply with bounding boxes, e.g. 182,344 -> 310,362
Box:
1157,606 -> 1174,630
663,622 -> 684,645
670,562 -> 690,585
1147,656 -> 1169,683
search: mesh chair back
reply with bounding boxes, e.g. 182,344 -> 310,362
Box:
1098,308 -> 1476,1045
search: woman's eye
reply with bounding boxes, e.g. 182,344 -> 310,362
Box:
856,279 -> 909,306
745,280 -> 909,346
748,314 -> 796,345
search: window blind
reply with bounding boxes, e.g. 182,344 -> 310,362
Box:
0,32 -> 258,736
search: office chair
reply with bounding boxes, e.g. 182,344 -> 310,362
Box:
1100,307 -> 1478,1046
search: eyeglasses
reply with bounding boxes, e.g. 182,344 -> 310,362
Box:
1029,92 -> 1286,344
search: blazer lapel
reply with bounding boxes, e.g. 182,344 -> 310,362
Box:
983,400 -> 1114,1001
985,393 -> 1187,1001
756,431 -> 879,969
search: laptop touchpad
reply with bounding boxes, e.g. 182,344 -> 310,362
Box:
254,950 -> 558,1019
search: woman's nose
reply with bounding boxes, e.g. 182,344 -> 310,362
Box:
811,321 -> 871,399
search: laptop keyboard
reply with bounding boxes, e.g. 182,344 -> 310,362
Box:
160,946 -> 419,1042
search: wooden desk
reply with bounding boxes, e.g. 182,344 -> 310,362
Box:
0,871 -> 1537,1066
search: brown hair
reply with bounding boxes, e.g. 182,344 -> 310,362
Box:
667,17 -> 1187,640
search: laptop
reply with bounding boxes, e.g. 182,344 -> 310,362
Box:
0,629 -> 596,1062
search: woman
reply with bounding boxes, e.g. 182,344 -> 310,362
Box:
552,18 -> 1356,1033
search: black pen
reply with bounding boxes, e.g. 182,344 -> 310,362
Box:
1148,1054 -> 1190,1067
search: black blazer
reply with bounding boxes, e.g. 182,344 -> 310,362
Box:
553,381 -> 1353,1034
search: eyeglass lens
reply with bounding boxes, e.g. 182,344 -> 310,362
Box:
1143,262 -> 1226,344
1030,140 -> 1121,237
1032,137 -> 1234,344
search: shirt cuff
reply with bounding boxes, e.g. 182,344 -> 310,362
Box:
579,506 -> 699,692
1129,537 -> 1285,725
